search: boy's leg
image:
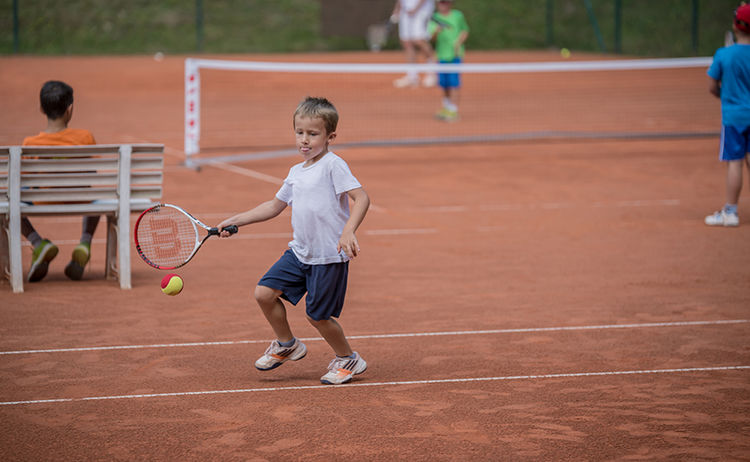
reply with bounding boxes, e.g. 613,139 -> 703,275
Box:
307,317 -> 352,357
253,284 -> 307,370
705,126 -> 746,226
314,317 -> 366,385
65,215 -> 100,280
255,285 -> 294,342
723,158 -> 744,208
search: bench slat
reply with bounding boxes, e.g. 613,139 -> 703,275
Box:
18,201 -> 157,215
17,172 -> 162,187
19,156 -> 163,172
19,144 -> 163,155
20,186 -> 162,202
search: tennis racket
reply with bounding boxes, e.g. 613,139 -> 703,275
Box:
134,203 -> 237,270
431,14 -> 452,29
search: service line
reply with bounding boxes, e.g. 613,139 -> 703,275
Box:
1,319 -> 746,356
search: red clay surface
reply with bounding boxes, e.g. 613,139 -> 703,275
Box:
1,51 -> 749,461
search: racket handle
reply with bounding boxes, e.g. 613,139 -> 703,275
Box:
208,225 -> 238,235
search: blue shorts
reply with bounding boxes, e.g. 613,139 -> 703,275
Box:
439,58 -> 461,89
719,124 -> 750,161
258,249 -> 349,321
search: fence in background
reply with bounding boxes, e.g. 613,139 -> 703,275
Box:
2,0 -> 740,57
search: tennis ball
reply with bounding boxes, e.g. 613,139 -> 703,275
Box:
560,48 -> 571,59
161,273 -> 183,296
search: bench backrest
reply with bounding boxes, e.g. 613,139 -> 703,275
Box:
0,144 -> 164,214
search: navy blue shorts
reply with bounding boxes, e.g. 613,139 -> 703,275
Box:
719,124 -> 750,161
258,249 -> 349,321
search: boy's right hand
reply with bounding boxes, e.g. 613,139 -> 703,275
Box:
217,220 -> 237,237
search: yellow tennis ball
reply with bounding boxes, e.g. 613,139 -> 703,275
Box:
560,48 -> 571,58
161,273 -> 183,296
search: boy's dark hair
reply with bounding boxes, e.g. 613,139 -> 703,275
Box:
293,96 -> 339,134
40,80 -> 74,119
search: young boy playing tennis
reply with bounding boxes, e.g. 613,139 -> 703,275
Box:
217,97 -> 370,385
22,80 -> 100,282
430,0 -> 469,122
704,3 -> 750,227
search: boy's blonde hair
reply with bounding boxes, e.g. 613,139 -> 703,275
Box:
293,97 -> 339,134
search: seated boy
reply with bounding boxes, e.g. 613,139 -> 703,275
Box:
22,80 -> 100,282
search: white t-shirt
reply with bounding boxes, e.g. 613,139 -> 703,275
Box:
276,152 -> 361,265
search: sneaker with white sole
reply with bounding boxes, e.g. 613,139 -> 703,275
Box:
704,210 -> 739,227
320,352 -> 367,385
254,339 -> 307,371
64,242 -> 91,280
393,75 -> 418,88
28,239 -> 59,282
435,107 -> 459,122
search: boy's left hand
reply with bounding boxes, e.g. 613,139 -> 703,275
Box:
338,231 -> 361,258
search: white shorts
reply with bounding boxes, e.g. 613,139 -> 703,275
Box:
398,9 -> 431,41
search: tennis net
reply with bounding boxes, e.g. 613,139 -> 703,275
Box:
184,55 -> 716,167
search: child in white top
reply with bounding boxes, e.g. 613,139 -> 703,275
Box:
218,97 -> 370,385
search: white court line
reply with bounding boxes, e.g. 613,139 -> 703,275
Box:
1,365 -> 747,406
205,162 -> 388,212
210,161 -> 283,185
2,319 -> 746,356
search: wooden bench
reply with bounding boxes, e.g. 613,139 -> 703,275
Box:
0,144 -> 164,293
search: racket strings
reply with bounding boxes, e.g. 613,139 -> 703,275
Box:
136,207 -> 199,267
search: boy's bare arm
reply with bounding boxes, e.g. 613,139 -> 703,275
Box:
217,198 -> 287,237
709,77 -> 721,98
338,187 -> 370,258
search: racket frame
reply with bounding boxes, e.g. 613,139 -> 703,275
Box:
134,203 -> 233,270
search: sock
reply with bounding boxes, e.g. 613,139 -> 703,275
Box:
278,338 -> 296,347
27,232 -> 42,248
723,204 -> 738,215
337,353 -> 357,359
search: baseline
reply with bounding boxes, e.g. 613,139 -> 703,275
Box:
2,365 -> 747,407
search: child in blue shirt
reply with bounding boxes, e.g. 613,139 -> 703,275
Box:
705,4 -> 750,227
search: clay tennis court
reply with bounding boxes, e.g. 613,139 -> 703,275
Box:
1,51 -> 749,460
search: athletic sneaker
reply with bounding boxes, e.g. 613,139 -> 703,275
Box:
435,108 -> 458,122
320,352 -> 367,385
64,242 -> 91,280
254,339 -> 307,371
704,210 -> 739,227
27,239 -> 59,282
422,73 -> 437,87
393,75 -> 418,88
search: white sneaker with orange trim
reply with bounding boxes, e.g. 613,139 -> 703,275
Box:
254,339 -> 307,371
320,352 -> 367,384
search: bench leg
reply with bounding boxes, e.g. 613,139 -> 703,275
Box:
105,215 -> 117,281
0,215 -> 11,288
117,211 -> 131,290
3,212 -> 24,293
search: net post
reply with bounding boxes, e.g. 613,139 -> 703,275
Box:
184,58 -> 201,169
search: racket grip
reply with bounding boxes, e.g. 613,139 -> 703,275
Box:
222,225 -> 238,234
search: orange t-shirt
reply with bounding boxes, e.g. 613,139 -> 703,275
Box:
22,128 -> 96,146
